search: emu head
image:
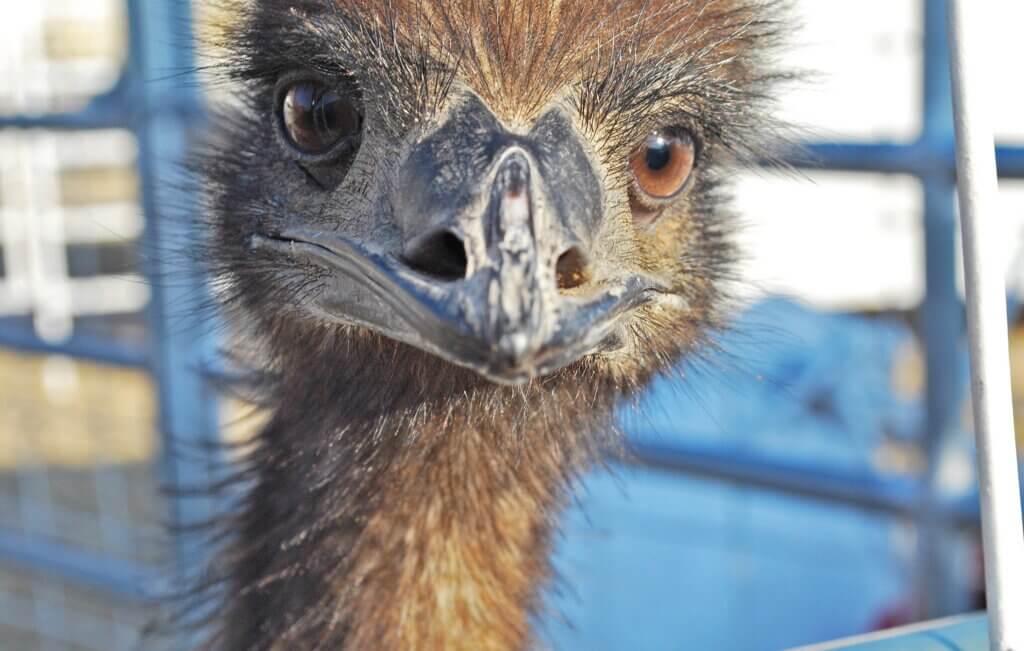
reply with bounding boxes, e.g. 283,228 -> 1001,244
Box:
207,0 -> 784,388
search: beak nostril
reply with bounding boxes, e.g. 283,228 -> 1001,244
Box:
556,247 -> 590,291
403,230 -> 469,281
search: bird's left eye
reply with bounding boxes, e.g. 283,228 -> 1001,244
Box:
629,129 -> 696,200
280,80 -> 362,156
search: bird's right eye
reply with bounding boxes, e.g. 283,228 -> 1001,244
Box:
629,128 -> 696,200
279,81 -> 362,156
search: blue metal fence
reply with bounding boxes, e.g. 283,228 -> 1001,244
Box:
0,0 -> 1021,648
625,0 -> 1023,624
0,0 -> 216,647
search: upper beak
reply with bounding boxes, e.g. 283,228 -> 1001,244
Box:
252,102 -> 666,384
252,232 -> 660,384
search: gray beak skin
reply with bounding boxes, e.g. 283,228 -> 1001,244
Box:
253,95 -> 668,385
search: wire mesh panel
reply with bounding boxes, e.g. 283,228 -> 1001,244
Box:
0,352 -> 162,560
0,1 -> 182,649
0,565 -> 156,651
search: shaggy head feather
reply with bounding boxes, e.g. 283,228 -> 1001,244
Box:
190,1 -> 792,649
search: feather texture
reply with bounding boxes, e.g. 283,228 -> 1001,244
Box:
186,1 -> 793,649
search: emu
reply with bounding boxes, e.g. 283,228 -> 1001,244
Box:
199,1 -> 788,649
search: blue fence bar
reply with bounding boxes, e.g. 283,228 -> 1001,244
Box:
795,143 -> 1024,179
628,440 -> 980,529
125,0 -> 223,645
0,108 -> 129,131
914,1 -> 964,621
0,529 -> 152,600
0,324 -> 149,369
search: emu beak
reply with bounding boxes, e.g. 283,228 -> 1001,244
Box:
253,98 -> 665,384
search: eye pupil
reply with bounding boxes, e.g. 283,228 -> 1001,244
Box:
644,137 -> 672,172
282,81 -> 362,155
316,91 -> 361,140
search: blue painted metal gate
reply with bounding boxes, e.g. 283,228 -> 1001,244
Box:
0,1 -> 217,648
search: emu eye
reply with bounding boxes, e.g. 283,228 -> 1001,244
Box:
280,81 -> 362,156
629,129 -> 696,200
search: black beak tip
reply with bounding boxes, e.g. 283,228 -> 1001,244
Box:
475,333 -> 538,384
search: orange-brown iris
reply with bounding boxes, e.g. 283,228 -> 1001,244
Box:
629,130 -> 696,200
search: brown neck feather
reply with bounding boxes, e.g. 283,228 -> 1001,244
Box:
214,331 -> 623,651
345,406 -> 575,650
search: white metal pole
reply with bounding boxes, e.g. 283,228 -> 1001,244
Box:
947,2 -> 1024,650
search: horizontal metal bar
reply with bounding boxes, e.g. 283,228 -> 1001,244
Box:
793,142 -> 942,176
625,438 -> 979,528
0,324 -> 149,368
0,80 -> 132,130
0,105 -> 203,131
0,528 -> 155,601
996,147 -> 1024,178
0,81 -> 202,132
790,613 -> 988,650
786,142 -> 1024,179
0,109 -> 129,131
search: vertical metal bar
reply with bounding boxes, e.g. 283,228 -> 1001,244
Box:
917,0 -> 965,620
947,2 -> 1024,649
125,0 -> 220,646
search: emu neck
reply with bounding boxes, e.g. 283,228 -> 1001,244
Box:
224,338 -> 619,651
345,410 -> 570,651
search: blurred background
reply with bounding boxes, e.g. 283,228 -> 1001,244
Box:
0,1 -> 1022,650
